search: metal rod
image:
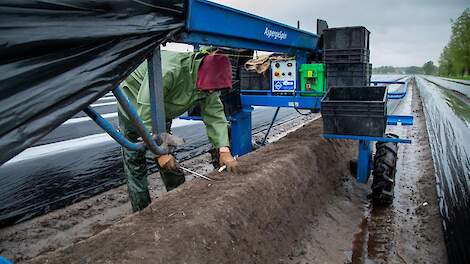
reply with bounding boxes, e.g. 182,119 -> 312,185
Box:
147,48 -> 167,135
261,107 -> 280,145
180,166 -> 213,181
113,87 -> 168,155
84,106 -> 145,152
322,134 -> 412,144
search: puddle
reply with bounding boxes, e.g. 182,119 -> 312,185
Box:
347,205 -> 393,264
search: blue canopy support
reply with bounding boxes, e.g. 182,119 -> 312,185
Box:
181,0 -> 319,53
84,106 -> 146,152
112,87 -> 169,155
322,130 -> 412,183
387,115 -> 414,126
147,47 -> 167,135
371,80 -> 408,99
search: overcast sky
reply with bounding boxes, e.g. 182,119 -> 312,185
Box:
215,0 -> 468,67
168,0 -> 467,67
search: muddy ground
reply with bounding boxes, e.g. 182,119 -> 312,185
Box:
366,80 -> 447,263
31,116 -> 360,264
332,80 -> 447,264
1,79 -> 447,263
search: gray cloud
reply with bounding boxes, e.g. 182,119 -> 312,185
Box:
217,0 -> 468,66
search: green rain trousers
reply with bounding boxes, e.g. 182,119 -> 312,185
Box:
119,50 -> 230,211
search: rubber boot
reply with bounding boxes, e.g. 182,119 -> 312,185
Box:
159,169 -> 186,192
119,113 -> 152,212
128,189 -> 151,212
209,148 -> 220,169
123,147 -> 152,212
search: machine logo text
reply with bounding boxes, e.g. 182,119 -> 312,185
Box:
264,27 -> 287,40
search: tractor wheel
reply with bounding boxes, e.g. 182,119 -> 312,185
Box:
370,133 -> 399,205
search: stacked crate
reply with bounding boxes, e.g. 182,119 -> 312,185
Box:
321,26 -> 388,137
323,26 -> 371,88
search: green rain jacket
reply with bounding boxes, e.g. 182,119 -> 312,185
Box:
119,50 -> 230,148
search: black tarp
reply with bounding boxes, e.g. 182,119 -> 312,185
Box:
0,0 -> 186,165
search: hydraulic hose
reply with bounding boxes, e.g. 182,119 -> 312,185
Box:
113,87 -> 169,155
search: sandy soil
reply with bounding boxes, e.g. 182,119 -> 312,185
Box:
0,113 -> 319,263
32,117 -> 358,263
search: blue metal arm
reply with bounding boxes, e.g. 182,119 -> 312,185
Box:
322,133 -> 411,183
387,115 -> 413,126
371,81 -> 406,85
113,87 -> 168,155
83,106 -> 145,152
179,116 -> 203,121
181,0 -> 319,53
357,140 -> 372,183
321,134 -> 412,144
261,107 -> 280,145
147,47 -> 167,135
371,80 -> 408,99
240,93 -> 322,109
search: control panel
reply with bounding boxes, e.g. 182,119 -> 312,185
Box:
271,60 -> 297,94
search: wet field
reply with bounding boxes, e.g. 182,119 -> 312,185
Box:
0,75 -> 468,263
13,77 -> 446,264
416,76 -> 470,263
0,74 -> 409,226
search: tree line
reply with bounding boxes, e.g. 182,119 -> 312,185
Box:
373,63 -> 437,75
438,8 -> 470,77
373,8 -> 469,78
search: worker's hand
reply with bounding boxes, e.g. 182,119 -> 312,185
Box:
219,147 -> 238,173
156,154 -> 181,172
155,133 -> 185,153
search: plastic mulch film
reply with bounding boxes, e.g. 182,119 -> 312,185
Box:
0,0 -> 186,165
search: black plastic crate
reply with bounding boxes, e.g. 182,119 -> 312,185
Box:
326,63 -> 372,72
321,86 -> 387,137
187,104 -> 201,117
327,74 -> 371,88
323,26 -> 370,50
326,62 -> 371,88
240,68 -> 270,90
324,48 -> 369,63
327,62 -> 370,73
187,87 -> 242,117
216,48 -> 253,81
220,87 -> 242,116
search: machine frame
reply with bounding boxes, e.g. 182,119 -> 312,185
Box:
85,0 -> 413,183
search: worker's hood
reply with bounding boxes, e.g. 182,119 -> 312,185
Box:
0,0 -> 185,165
197,54 -> 233,91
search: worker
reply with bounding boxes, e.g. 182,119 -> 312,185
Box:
118,50 -> 239,212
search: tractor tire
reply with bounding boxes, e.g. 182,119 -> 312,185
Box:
370,133 -> 399,205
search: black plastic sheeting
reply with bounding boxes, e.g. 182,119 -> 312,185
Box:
417,77 -> 470,263
0,0 -> 185,165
